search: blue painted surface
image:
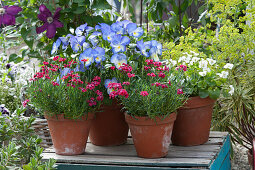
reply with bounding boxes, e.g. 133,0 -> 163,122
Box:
220,152 -> 231,170
209,134 -> 231,170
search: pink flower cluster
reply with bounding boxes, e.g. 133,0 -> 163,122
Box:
140,91 -> 149,96
119,63 -> 132,73
108,83 -> 129,99
22,99 -> 30,107
176,65 -> 187,72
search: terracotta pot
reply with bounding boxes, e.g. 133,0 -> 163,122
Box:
171,96 -> 215,146
45,113 -> 94,155
247,149 -> 254,168
89,100 -> 129,146
125,113 -> 176,158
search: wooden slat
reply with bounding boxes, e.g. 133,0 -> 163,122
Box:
44,144 -> 216,159
87,136 -> 224,146
42,153 -> 211,167
208,131 -> 228,138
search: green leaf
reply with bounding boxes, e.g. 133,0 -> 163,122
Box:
73,7 -> 86,14
92,0 -> 112,10
209,87 -> 221,100
23,165 -> 32,170
9,54 -> 23,63
199,89 -> 209,98
180,0 -> 189,13
182,13 -> 189,28
16,17 -> 25,24
24,39 -> 34,49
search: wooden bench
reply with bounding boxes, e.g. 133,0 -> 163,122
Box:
42,131 -> 231,170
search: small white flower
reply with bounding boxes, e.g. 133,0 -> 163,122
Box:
185,55 -> 191,63
207,58 -> 216,65
199,71 -> 207,77
229,85 -> 234,95
223,63 -> 234,69
203,67 -> 211,72
199,59 -> 208,69
190,51 -> 199,56
169,59 -> 177,66
217,71 -> 229,78
178,56 -> 186,63
192,57 -> 200,62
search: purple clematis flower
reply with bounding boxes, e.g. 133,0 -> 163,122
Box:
36,4 -> 63,39
0,6 -> 22,26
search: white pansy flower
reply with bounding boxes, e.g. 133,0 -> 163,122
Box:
223,63 -> 234,69
199,71 -> 207,77
199,59 -> 208,69
207,58 -> 216,65
229,85 -> 234,95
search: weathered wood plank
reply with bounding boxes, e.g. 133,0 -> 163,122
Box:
45,143 -> 220,155
56,163 -> 208,170
42,153 -> 211,167
87,137 -> 224,146
208,131 -> 228,138
45,146 -> 215,158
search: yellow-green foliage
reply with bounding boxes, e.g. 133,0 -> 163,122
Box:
163,0 -> 255,64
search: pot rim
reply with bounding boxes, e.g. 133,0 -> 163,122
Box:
179,96 -> 216,110
125,112 -> 176,126
44,112 -> 94,121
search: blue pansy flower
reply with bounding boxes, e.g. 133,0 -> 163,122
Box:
75,23 -> 88,36
60,68 -> 71,78
74,63 -> 86,72
126,23 -> 144,38
59,37 -> 69,50
100,23 -> 111,34
100,23 -> 116,42
95,25 -> 101,30
111,21 -> 124,34
121,20 -> 132,29
110,34 -> 130,53
76,36 -> 86,46
69,36 -> 82,52
104,77 -> 118,88
149,47 -> 159,61
86,26 -> 94,34
110,53 -> 127,69
104,77 -> 118,94
51,38 -> 61,55
150,40 -> 162,55
136,39 -> 151,57
93,47 -> 106,64
83,42 -> 90,49
79,48 -> 95,67
88,34 -> 99,47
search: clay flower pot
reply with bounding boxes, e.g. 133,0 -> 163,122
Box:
171,96 -> 215,146
45,113 -> 94,155
125,113 -> 176,158
89,100 -> 129,146
247,149 -> 254,168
